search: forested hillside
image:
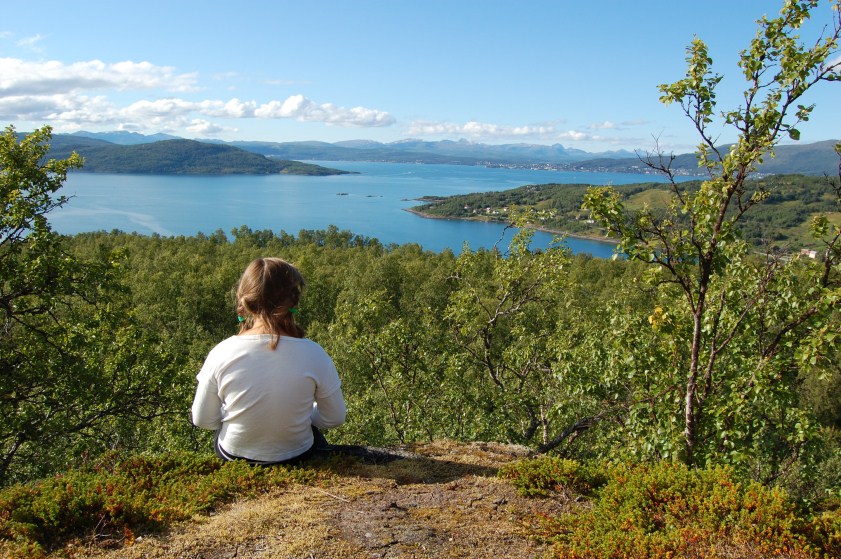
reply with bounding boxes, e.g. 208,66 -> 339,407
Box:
44,136 -> 350,175
412,174 -> 841,251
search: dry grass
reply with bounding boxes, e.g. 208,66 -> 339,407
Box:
64,441 -> 567,559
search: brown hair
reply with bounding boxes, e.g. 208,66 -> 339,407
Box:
236,257 -> 305,348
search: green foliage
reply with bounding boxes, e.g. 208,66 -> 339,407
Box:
412,181 -> 659,239
319,244 -> 457,444
58,221 -> 841,489
0,127 -> 196,485
61,227 -> 660,460
505,458 -> 841,558
0,451 -> 324,557
443,226 -> 578,448
498,455 -> 607,497
581,0 -> 841,473
414,174 -> 841,250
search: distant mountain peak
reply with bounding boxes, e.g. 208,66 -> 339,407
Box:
333,139 -> 385,149
71,130 -> 182,145
56,131 -> 839,175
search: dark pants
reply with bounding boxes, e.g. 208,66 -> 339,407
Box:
214,426 -> 327,466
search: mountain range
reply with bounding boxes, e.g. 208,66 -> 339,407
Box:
64,131 -> 841,176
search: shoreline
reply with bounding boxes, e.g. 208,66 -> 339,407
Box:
402,207 -> 620,245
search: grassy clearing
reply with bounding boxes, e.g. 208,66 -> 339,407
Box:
625,189 -> 673,210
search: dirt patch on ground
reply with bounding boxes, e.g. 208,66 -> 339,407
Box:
70,441 -> 570,559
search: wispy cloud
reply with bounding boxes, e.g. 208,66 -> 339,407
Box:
15,34 -> 45,53
589,120 -> 651,131
0,57 -> 394,133
408,120 -> 557,140
407,119 -> 641,146
589,121 -> 617,130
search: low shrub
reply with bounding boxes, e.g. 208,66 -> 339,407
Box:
498,455 -> 607,498
504,458 -> 841,558
0,451 -> 326,558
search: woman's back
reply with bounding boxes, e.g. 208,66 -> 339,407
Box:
191,257 -> 345,464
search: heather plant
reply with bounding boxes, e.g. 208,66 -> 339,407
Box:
505,459 -> 841,558
498,455 -> 607,498
0,451 -> 328,558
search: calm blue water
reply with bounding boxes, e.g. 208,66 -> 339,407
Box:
51,161 -> 676,256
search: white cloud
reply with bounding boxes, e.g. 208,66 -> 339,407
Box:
46,95 -> 119,124
213,71 -> 240,81
0,94 -> 65,120
406,119 -> 644,147
254,95 -> 309,118
220,98 -> 256,118
185,119 -> 231,136
16,35 -> 44,48
254,94 -> 394,127
122,98 -> 206,119
590,121 -> 617,130
408,120 -> 556,140
557,130 -> 592,142
621,119 -> 649,127
0,58 -> 198,95
15,34 -> 45,52
0,57 -> 394,133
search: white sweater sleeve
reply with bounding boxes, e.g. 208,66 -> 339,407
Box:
191,371 -> 223,430
311,385 -> 346,429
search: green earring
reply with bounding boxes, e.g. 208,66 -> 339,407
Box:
237,316 -> 245,323
289,307 -> 298,315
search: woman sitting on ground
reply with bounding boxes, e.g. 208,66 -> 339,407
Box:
191,257 -> 346,465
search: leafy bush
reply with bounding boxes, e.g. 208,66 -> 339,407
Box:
504,459 -> 841,558
0,451 -> 326,558
498,455 -> 607,497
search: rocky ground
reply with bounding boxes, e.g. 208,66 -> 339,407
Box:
69,441 -> 571,559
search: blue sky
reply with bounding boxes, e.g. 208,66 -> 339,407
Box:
2,0 -> 839,153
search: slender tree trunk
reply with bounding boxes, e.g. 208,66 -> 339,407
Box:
684,310 -> 703,465
684,258 -> 710,466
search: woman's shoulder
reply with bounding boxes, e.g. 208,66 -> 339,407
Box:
207,334 -> 264,356
286,336 -> 326,350
284,336 -> 332,357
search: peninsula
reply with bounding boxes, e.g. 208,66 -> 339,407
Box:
409,174 -> 841,251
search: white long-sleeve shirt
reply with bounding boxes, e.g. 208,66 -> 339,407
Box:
191,334 -> 346,462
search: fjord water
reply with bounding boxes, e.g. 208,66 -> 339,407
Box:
52,161 -> 669,256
